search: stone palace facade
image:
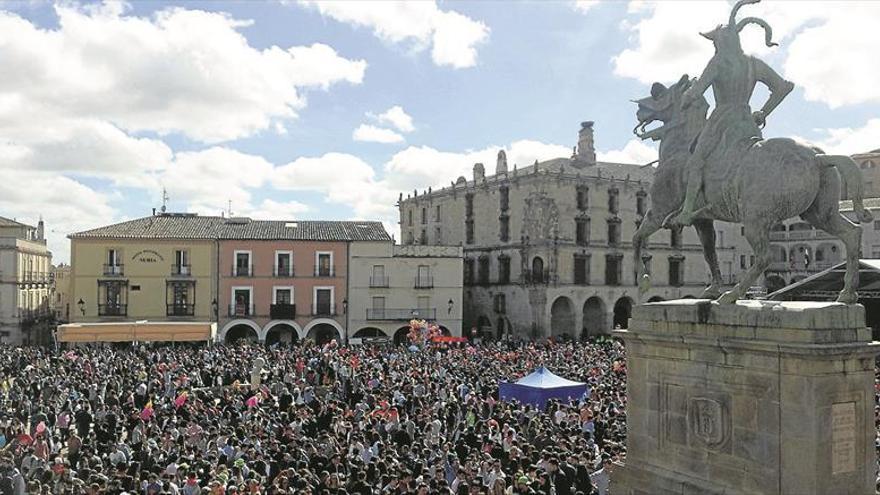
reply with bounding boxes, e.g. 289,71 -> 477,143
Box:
398,122 -> 750,340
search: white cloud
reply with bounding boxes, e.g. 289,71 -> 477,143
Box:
598,139 -> 658,165
0,3 -> 366,261
0,4 -> 366,145
0,170 -> 118,263
274,152 -> 392,220
371,105 -> 416,133
296,0 -> 489,68
160,147 -> 275,212
190,198 -> 310,220
783,3 -> 880,108
810,119 -> 880,156
613,1 -> 724,84
572,0 -> 601,14
614,1 -> 880,107
383,140 -> 573,194
352,124 -> 405,144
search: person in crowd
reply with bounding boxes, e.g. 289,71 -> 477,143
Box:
0,336 -> 629,494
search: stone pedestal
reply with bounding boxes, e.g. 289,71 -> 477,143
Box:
613,299 -> 878,495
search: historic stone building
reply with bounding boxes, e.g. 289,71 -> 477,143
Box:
846,149 -> 880,199
398,122 -> 749,339
0,216 -> 54,345
763,197 -> 880,293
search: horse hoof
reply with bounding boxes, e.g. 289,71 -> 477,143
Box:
836,291 -> 859,305
716,291 -> 738,304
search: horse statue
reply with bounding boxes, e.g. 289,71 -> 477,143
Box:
632,75 -> 872,304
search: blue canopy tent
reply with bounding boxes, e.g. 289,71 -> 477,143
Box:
498,366 -> 588,410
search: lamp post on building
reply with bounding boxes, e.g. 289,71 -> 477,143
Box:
77,298 -> 85,317
447,298 -> 454,315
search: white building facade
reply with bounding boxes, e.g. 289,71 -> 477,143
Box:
0,217 -> 53,345
348,242 -> 463,344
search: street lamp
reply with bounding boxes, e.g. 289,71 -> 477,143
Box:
211,298 -> 219,319
448,298 -> 454,315
77,298 -> 85,316
342,299 -> 348,314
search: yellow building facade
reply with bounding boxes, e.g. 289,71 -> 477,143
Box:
69,215 -> 222,324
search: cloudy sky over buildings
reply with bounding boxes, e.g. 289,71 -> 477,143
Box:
1,0 -> 878,261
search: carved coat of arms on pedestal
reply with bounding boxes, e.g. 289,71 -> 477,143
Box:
688,396 -> 729,449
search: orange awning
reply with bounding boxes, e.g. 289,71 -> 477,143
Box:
57,321 -> 216,343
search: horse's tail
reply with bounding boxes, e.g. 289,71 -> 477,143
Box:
818,154 -> 874,223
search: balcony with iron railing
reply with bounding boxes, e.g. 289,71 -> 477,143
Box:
366,307 -> 436,321
369,275 -> 390,288
170,264 -> 192,277
98,304 -> 127,317
311,303 -> 337,317
414,276 -> 434,289
313,266 -> 336,277
229,304 -> 255,317
22,271 -> 51,284
167,303 -> 195,317
103,264 -> 124,277
274,265 -> 294,277
770,230 -> 838,242
232,265 -> 252,277
270,303 -> 296,319
522,269 -> 551,285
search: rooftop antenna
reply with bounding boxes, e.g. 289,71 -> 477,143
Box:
161,187 -> 169,214
227,199 -> 234,217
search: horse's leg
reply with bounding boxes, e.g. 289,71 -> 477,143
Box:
801,166 -> 862,304
802,210 -> 862,304
717,221 -> 773,304
633,210 -> 663,295
692,219 -> 723,298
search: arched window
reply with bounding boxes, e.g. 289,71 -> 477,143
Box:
532,257 -> 544,284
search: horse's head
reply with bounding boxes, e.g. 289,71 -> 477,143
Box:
633,74 -> 706,142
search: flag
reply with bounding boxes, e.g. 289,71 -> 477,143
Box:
174,391 -> 188,409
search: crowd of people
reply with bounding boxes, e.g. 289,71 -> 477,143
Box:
0,338 -> 627,494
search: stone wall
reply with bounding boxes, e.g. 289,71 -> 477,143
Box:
615,299 -> 878,495
398,129 -> 751,338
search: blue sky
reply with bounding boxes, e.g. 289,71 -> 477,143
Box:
1,0 -> 878,262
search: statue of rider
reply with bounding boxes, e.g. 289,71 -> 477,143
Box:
670,0 -> 794,226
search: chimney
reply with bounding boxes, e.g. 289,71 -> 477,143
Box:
37,218 -> 44,240
473,163 -> 485,181
577,121 -> 596,165
496,150 -> 508,175
152,207 -> 156,216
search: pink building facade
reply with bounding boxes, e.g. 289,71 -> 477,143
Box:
216,219 -> 390,344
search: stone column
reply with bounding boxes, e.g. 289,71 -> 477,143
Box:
614,299 -> 878,495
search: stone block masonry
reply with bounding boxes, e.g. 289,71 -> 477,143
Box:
613,299 -> 878,495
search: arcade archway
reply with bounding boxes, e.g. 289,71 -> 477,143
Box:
264,322 -> 299,346
224,323 -> 259,343
613,297 -> 634,329
582,297 -> 606,338
550,296 -> 575,338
